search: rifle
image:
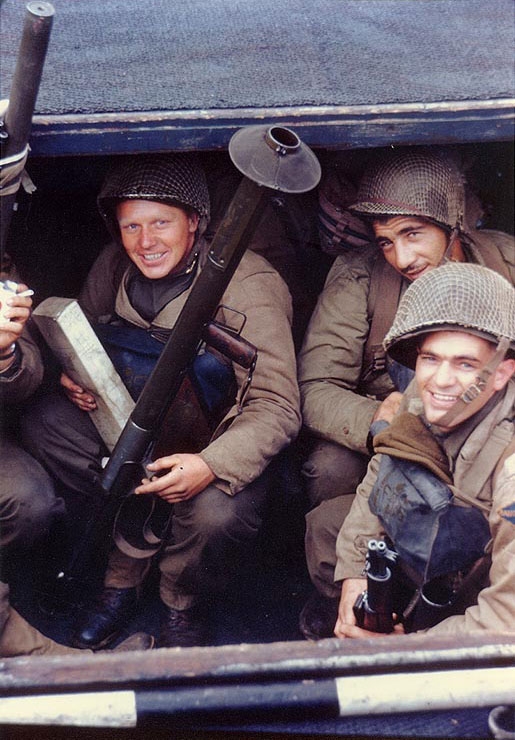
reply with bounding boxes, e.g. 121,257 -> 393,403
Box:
353,539 -> 491,634
1,2 -> 54,256
52,125 -> 321,598
353,539 -> 397,634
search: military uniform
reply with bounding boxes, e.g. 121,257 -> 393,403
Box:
298,151 -> 515,603
324,262 -> 515,634
22,155 -> 300,633
0,324 -> 85,656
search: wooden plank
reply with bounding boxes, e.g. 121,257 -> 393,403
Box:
1,633 -> 514,695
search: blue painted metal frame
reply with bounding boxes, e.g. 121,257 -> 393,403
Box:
29,100 -> 515,156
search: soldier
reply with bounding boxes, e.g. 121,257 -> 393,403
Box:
298,149 -> 515,638
0,278 -> 152,656
333,262 -> 514,637
22,154 -> 301,648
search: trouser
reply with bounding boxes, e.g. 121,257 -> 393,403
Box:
304,497 -> 346,599
106,474 -> 269,610
0,439 -> 65,552
22,391 -> 270,610
301,438 -> 369,509
301,438 -> 369,597
0,581 -> 85,657
0,439 -> 79,657
21,391 -> 109,536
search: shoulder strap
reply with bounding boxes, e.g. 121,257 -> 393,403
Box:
362,253 -> 403,381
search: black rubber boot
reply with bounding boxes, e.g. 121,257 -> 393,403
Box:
72,586 -> 138,649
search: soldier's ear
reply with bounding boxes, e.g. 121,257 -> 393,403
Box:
188,212 -> 199,233
492,358 -> 515,391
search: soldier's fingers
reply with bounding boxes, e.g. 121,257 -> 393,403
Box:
146,455 -> 183,472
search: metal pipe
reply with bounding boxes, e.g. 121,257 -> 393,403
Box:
0,2 -> 54,254
1,666 -> 514,727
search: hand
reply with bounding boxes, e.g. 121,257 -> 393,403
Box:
135,453 -> 215,503
372,391 -> 403,424
60,371 -> 97,411
0,283 -> 32,351
335,621 -> 405,639
334,578 -> 366,638
334,578 -> 405,639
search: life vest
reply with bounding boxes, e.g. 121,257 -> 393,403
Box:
94,322 -> 235,421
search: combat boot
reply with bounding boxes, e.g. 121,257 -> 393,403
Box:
0,605 -> 153,657
298,590 -> 339,640
72,586 -> 138,649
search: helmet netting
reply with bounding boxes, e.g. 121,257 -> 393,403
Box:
350,150 -> 465,232
385,262 -> 515,367
97,154 -> 210,239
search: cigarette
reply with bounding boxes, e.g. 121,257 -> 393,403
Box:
17,289 -> 34,297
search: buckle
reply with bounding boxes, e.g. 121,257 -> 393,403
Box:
462,381 -> 485,403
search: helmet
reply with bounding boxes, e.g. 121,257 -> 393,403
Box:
317,170 -> 370,254
97,153 -> 210,240
384,262 -> 515,368
350,149 -> 466,233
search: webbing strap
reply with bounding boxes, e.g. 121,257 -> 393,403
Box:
363,253 -> 403,381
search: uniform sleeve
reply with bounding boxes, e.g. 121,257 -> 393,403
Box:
334,453 -> 385,581
297,253 -> 383,455
0,326 -> 44,404
199,266 -> 301,494
425,453 -> 515,635
78,243 -> 127,322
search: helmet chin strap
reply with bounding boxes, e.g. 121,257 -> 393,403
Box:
435,336 -> 510,429
440,226 -> 460,265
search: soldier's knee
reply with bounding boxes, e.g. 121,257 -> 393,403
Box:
0,444 -> 61,549
186,488 -> 260,544
0,487 -> 56,549
302,440 -> 368,507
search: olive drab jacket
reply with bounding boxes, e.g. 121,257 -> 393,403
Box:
78,238 -> 301,495
298,230 -> 515,456
335,379 -> 515,634
0,328 -> 43,404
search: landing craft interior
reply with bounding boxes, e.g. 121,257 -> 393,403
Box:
1,0 -> 514,737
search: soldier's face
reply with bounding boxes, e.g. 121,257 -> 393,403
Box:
415,331 -> 514,430
372,216 -> 459,280
117,200 -> 198,279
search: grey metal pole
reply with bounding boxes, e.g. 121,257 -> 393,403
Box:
0,2 -> 54,255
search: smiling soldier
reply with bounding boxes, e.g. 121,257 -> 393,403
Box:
22,154 -> 300,649
297,149 -> 515,639
332,262 -> 515,637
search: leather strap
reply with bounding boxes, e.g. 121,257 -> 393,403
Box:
362,253 -> 403,382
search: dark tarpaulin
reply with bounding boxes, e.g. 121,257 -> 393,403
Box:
1,0 -> 514,115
